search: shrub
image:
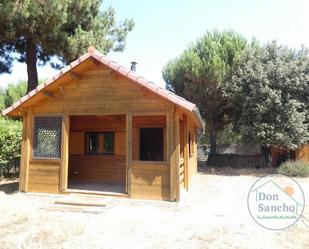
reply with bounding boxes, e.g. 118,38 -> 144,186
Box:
277,160 -> 309,177
0,117 -> 22,178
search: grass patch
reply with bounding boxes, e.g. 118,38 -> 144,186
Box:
277,160 -> 309,177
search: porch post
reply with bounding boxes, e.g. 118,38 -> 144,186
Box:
20,108 -> 32,192
174,111 -> 180,201
168,107 -> 180,201
60,114 -> 69,192
183,115 -> 189,190
23,107 -> 32,192
126,112 -> 132,196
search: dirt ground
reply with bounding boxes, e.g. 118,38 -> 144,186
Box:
0,170 -> 308,249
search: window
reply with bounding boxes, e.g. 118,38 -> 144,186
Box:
86,132 -> 114,154
189,132 -> 194,157
33,116 -> 62,159
86,133 -> 100,153
140,128 -> 163,161
103,132 -> 114,154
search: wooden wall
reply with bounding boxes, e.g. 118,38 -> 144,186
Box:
296,145 -> 309,162
130,161 -> 170,200
31,64 -> 173,115
28,161 -> 60,193
69,155 -> 125,183
69,115 -> 126,183
19,61 -> 200,200
187,118 -> 198,186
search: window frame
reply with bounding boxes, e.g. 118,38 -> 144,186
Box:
32,115 -> 63,161
85,131 -> 115,155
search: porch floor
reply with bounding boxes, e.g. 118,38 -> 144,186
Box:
68,180 -> 126,194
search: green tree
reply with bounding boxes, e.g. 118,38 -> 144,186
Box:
3,80 -> 27,109
163,30 -> 249,154
0,0 -> 134,93
0,86 -> 4,111
227,41 -> 309,150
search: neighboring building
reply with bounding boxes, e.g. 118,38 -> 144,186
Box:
271,145 -> 309,167
2,47 -> 204,202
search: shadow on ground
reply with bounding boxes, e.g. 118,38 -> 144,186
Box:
0,181 -> 19,194
198,163 -> 277,177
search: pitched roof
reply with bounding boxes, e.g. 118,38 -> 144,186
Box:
2,47 -> 205,129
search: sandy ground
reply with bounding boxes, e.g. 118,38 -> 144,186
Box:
0,171 -> 308,249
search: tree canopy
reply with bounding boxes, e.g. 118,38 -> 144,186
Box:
227,41 -> 309,149
163,30 -> 249,154
0,0 -> 134,93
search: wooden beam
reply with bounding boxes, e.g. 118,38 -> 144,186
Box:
132,111 -> 167,116
174,110 -> 180,201
168,107 -> 176,201
69,71 -> 81,80
23,108 -> 32,192
60,114 -> 69,192
126,112 -> 132,196
183,115 -> 189,190
19,115 -> 27,191
17,108 -> 27,116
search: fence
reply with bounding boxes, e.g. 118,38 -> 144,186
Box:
0,157 -> 20,178
207,153 -> 266,168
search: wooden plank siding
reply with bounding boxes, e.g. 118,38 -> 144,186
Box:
296,145 -> 309,162
187,117 -> 198,186
69,155 -> 126,183
31,65 -> 173,115
130,161 -> 170,200
28,161 -> 60,193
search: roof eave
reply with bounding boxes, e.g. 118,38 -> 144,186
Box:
193,106 -> 205,131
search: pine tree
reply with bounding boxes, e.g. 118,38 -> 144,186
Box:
0,0 -> 134,93
163,30 -> 248,154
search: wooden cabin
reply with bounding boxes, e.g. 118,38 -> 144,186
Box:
2,47 -> 204,201
271,145 -> 309,167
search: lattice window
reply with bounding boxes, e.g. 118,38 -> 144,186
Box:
33,116 -> 62,159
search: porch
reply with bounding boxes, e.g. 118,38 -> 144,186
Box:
66,113 -> 175,200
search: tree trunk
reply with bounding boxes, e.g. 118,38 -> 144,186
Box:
26,41 -> 38,93
209,118 -> 217,155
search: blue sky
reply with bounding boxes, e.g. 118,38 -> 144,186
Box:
0,0 -> 308,88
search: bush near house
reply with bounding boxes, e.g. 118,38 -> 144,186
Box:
277,160 -> 309,177
0,117 -> 22,178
